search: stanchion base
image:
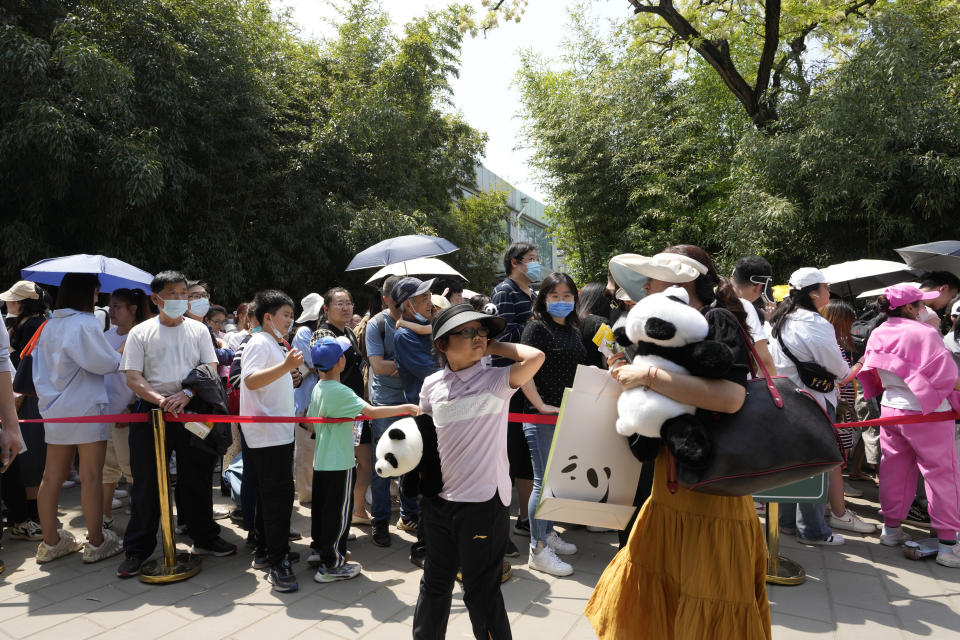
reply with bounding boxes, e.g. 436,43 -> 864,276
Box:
139,552 -> 202,584
766,556 -> 805,585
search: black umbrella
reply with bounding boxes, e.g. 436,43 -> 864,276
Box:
896,241 -> 960,277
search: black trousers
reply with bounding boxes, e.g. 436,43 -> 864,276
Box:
124,401 -> 219,559
413,495 -> 511,640
245,442 -> 294,567
311,467 -> 355,568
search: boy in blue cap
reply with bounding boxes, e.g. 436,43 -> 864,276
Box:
307,336 -> 419,582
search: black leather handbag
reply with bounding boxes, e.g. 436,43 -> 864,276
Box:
673,323 -> 843,496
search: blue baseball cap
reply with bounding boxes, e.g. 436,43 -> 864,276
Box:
391,277 -> 435,306
311,336 -> 352,371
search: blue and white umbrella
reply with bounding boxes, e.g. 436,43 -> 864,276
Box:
345,235 -> 458,271
22,254 -> 154,293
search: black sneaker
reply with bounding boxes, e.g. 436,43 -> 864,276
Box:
190,537 -> 238,557
372,521 -> 391,548
229,509 -> 244,524
252,551 -> 300,570
504,538 -> 520,558
513,518 -> 530,536
409,547 -> 426,569
396,515 -> 419,532
116,554 -> 144,579
267,559 -> 299,592
288,530 -> 302,541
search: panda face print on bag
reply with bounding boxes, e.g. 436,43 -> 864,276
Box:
374,417 -> 424,478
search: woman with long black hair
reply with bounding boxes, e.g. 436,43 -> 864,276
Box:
520,271 -> 587,577
587,245 -> 770,640
576,282 -> 612,369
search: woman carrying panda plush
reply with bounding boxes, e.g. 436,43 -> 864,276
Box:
586,245 -> 771,640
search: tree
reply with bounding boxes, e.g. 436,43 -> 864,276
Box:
435,190 -> 511,293
0,0 -> 488,305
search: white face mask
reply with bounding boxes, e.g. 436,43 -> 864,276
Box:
189,298 -> 210,318
159,298 -> 188,319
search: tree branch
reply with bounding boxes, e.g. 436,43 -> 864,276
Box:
753,0 -> 780,104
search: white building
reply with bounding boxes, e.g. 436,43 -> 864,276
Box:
463,164 -> 563,276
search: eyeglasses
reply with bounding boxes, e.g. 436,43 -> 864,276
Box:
449,326 -> 489,340
188,292 -> 209,300
330,302 -> 354,309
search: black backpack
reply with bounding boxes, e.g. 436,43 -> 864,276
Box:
851,303 -> 884,361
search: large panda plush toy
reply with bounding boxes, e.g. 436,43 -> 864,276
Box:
613,286 -> 733,469
374,417 -> 424,478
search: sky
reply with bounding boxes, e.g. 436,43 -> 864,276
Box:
271,0 -> 630,204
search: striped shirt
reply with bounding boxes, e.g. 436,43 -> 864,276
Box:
490,277 -> 536,344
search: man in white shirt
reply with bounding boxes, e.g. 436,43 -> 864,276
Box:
117,271 -> 235,579
731,256 -> 778,374
239,289 -> 303,592
917,271 -> 960,332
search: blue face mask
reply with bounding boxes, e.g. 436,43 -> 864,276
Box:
546,301 -> 575,319
159,298 -> 188,319
525,260 -> 542,282
413,312 -> 427,323
189,298 -> 210,318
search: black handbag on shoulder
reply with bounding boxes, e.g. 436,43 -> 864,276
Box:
673,321 -> 843,497
776,334 -> 837,393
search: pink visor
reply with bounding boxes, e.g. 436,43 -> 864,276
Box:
884,284 -> 940,309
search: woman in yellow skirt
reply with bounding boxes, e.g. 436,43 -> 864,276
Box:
587,246 -> 771,640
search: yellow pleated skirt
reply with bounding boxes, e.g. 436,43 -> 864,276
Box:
585,452 -> 771,640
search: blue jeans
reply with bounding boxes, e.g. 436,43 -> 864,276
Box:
524,422 -> 556,548
370,415 -> 419,524
779,402 -> 837,541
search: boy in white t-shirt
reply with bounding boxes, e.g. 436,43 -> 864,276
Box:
240,290 -> 304,593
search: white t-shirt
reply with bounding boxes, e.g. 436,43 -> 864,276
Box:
878,369 -> 950,412
120,317 -> 217,397
740,298 -> 765,344
239,332 -> 295,448
103,326 -> 135,414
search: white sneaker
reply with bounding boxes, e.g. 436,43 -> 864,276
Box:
843,482 -> 863,498
528,545 -> 573,577
36,530 -> 83,564
936,544 -> 960,568
8,520 -> 43,541
111,497 -> 122,510
880,526 -> 911,547
545,531 -> 577,556
828,509 -> 876,534
83,528 -> 123,564
114,488 -> 129,499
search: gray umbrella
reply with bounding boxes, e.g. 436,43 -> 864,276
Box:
896,241 -> 960,277
345,235 -> 458,271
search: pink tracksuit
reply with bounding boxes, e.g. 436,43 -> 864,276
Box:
859,317 -> 960,540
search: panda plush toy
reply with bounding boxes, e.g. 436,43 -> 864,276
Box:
374,417 -> 424,478
613,286 -> 733,469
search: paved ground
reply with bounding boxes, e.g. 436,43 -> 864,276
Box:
0,475 -> 958,638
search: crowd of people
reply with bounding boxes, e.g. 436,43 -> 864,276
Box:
1,240 -> 959,639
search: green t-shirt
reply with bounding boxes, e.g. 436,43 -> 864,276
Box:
307,379 -> 367,471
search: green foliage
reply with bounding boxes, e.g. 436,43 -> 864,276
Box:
435,190 -> 510,293
0,0 -> 487,306
519,2 -> 960,281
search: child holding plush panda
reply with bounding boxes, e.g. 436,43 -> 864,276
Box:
412,303 -> 544,640
306,336 -> 418,583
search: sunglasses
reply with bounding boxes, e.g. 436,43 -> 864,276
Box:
449,326 -> 489,340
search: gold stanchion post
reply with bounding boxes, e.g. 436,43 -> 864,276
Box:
140,408 -> 202,584
764,502 -> 805,585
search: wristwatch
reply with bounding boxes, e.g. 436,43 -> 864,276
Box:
182,389 -> 195,399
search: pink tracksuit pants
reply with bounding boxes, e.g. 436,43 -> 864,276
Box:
879,406 -> 960,540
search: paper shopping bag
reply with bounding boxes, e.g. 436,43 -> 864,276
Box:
534,365 -> 643,530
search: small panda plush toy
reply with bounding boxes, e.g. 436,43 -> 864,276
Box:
613,286 -> 733,469
374,417 -> 424,478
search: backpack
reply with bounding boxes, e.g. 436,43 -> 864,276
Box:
353,312 -> 385,402
850,303 -> 883,361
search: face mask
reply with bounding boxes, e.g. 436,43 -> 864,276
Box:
546,301 -> 575,319
250,326 -> 262,333
159,298 -> 188,319
525,260 -> 542,282
189,298 -> 210,317
413,312 -> 427,323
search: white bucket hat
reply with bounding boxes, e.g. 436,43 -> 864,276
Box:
635,253 -> 708,284
296,292 -> 323,324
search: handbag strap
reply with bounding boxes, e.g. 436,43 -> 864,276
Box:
19,319 -> 48,360
734,316 -> 784,409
